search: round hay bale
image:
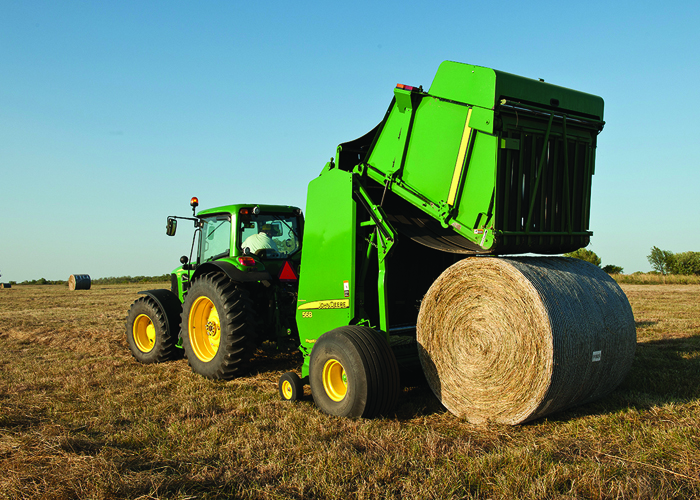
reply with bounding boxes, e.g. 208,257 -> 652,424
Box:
416,257 -> 636,425
68,274 -> 91,291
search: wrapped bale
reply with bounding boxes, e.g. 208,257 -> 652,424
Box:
416,257 -> 636,425
68,274 -> 91,291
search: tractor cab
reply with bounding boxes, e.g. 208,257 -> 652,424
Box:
165,200 -> 303,304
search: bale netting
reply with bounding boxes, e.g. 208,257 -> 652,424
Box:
68,274 -> 91,291
416,257 -> 636,425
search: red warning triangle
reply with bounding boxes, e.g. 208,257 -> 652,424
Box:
278,261 -> 298,281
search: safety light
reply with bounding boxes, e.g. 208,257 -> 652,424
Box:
190,197 -> 199,208
396,84 -> 416,91
239,208 -> 250,215
238,256 -> 257,267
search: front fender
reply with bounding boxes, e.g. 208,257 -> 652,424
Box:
137,289 -> 182,339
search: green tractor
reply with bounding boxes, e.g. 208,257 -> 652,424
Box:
125,197 -> 303,379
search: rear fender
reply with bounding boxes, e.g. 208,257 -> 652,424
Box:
192,261 -> 272,284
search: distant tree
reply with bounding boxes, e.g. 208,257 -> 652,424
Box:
90,274 -> 170,285
602,264 -> 624,274
672,251 -> 700,275
647,246 -> 675,276
563,248 -> 601,267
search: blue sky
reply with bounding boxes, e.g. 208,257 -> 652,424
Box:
1,1 -> 699,282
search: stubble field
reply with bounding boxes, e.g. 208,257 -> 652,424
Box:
0,283 -> 699,499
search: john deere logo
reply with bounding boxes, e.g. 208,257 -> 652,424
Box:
298,300 -> 349,310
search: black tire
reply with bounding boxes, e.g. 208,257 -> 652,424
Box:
181,273 -> 256,380
279,372 -> 303,402
309,325 -> 400,418
125,296 -> 179,363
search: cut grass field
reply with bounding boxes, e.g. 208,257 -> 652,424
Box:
1,283 -> 699,499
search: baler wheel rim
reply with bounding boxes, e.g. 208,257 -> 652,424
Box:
322,359 -> 347,402
281,380 -> 293,399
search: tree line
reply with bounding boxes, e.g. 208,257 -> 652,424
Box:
562,248 -> 623,274
563,247 -> 700,276
647,247 -> 700,276
7,275 -> 171,286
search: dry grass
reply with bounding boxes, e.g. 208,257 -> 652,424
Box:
1,283 -> 699,499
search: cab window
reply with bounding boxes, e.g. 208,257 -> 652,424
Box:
200,215 -> 231,262
239,214 -> 300,259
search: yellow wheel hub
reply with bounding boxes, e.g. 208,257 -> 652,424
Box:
189,296 -> 221,362
281,380 -> 293,400
133,314 -> 156,353
322,359 -> 347,402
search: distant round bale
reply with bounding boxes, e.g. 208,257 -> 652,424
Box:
68,274 -> 91,291
416,257 -> 636,425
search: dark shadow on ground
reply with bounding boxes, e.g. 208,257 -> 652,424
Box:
242,335 -> 700,423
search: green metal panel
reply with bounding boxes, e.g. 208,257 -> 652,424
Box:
358,60 -> 603,256
296,168 -> 356,377
366,87 -> 497,250
400,97 -> 469,204
494,70 -> 604,120
365,98 -> 408,177
428,61 -> 497,109
428,61 -> 604,120
453,131 -> 498,249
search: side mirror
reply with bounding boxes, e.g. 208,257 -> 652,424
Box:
166,218 -> 177,236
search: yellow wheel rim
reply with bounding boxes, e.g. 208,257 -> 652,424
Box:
322,359 -> 347,402
189,296 -> 221,362
281,379 -> 293,400
133,314 -> 156,353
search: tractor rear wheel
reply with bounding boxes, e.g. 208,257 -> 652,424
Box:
125,296 -> 179,363
181,273 -> 256,380
309,325 -> 400,418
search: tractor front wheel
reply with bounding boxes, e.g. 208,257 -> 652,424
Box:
181,273 -> 256,380
309,326 -> 400,418
125,296 -> 179,363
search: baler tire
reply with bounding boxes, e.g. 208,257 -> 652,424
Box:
279,372 -> 303,402
181,273 -> 256,380
125,296 -> 179,363
309,325 -> 400,418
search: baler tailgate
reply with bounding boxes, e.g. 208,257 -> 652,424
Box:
495,103 -> 603,254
